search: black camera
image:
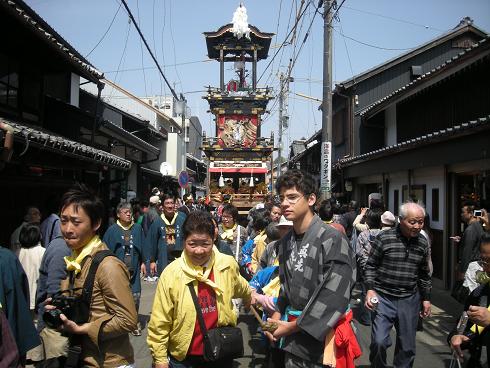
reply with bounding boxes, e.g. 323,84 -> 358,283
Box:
43,291 -> 88,329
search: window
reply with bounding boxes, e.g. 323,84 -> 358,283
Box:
432,188 -> 439,221
394,190 -> 399,216
0,54 -> 19,109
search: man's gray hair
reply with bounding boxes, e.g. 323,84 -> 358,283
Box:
117,201 -> 132,214
399,202 -> 426,219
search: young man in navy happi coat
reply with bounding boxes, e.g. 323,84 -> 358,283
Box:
103,202 -> 144,335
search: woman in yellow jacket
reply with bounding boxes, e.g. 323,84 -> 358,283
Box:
147,211 -> 252,368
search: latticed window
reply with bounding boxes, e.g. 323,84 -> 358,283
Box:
0,53 -> 19,109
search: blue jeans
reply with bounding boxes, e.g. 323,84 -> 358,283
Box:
369,291 -> 420,368
168,355 -> 233,368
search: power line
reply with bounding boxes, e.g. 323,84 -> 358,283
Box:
257,0 -> 313,84
119,0 -> 179,100
136,0 -> 148,97
103,60 -> 212,74
85,2 -> 122,58
335,28 -> 415,51
339,21 -> 354,77
343,5 -> 444,32
110,17 -> 132,99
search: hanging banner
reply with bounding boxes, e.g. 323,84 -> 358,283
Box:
320,141 -> 332,198
217,114 -> 258,148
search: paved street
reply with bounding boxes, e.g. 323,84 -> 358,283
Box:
132,279 -> 463,368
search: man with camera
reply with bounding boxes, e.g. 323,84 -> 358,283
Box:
450,232 -> 490,367
46,186 -> 137,367
457,202 -> 485,280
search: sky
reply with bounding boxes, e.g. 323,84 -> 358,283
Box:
24,0 -> 490,156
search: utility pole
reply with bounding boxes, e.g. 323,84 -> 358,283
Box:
320,0 -> 333,199
277,72 -> 284,180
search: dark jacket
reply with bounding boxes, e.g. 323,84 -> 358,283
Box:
448,283 -> 490,367
0,247 -> 40,356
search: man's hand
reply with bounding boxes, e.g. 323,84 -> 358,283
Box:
154,363 -> 169,368
268,318 -> 300,339
59,314 -> 90,335
140,262 -> 147,277
467,305 -> 490,328
150,262 -> 157,276
450,334 -> 470,361
364,289 -> 378,311
420,301 -> 431,318
450,235 -> 461,243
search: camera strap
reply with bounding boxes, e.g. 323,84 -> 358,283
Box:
65,250 -> 116,368
81,250 -> 116,304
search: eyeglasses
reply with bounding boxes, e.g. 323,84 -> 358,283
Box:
221,215 -> 233,220
279,194 -> 306,205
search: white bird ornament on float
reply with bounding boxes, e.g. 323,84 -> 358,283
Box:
231,2 -> 251,40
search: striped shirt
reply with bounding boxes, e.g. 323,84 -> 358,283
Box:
364,225 -> 431,301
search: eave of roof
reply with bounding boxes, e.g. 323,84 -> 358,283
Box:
338,23 -> 488,90
358,36 -> 490,118
99,120 -> 160,157
5,119 -> 131,170
339,115 -> 490,167
2,0 -> 103,83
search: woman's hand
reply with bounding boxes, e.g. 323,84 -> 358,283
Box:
154,363 -> 169,368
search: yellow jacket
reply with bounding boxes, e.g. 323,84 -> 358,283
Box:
251,232 -> 268,273
147,247 -> 252,364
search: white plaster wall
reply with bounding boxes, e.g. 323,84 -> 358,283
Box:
166,132 -> 184,176
412,166 -> 445,230
387,167 -> 445,230
70,73 -> 80,107
385,104 -> 397,146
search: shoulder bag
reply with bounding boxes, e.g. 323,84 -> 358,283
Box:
187,284 -> 244,362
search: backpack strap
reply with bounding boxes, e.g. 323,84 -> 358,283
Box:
81,250 -> 115,304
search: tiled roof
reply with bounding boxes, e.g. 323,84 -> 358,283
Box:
358,36 -> 490,117
339,115 -> 490,167
3,0 -> 103,81
6,119 -> 131,170
338,21 -> 488,89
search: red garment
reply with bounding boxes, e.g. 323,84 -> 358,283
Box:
329,223 -> 346,235
188,271 -> 218,356
334,310 -> 362,368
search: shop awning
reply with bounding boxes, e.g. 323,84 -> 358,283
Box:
209,167 -> 268,174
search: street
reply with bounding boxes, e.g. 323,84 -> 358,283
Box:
132,279 -> 463,367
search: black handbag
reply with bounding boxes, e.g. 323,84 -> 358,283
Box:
187,284 -> 244,362
451,280 -> 470,304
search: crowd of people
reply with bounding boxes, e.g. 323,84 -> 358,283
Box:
1,169 -> 490,367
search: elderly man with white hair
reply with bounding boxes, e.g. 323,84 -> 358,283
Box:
364,202 -> 432,368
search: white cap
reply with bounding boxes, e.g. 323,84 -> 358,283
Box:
150,195 -> 161,205
381,211 -> 396,226
275,215 -> 293,227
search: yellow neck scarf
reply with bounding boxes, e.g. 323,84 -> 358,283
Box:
162,212 -> 178,226
254,230 -> 267,245
323,220 -> 333,224
117,219 -> 134,231
220,223 -> 237,241
471,305 -> 490,334
179,248 -> 223,295
64,235 -> 102,275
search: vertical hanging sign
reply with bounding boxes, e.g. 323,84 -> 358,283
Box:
320,141 -> 331,198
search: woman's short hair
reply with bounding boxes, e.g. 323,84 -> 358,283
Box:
117,202 -> 132,214
318,200 -> 334,222
19,224 -> 41,248
253,208 -> 271,232
365,208 -> 383,229
265,223 -> 280,242
222,204 -> 239,221
182,211 -> 215,240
